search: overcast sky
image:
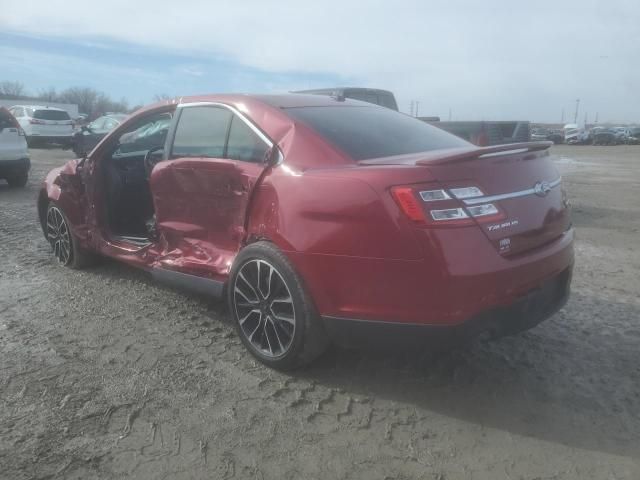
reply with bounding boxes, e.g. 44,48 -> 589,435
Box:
1,0 -> 639,122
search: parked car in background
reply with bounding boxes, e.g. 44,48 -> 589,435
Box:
625,126 -> 640,145
532,128 -> 564,145
564,124 -> 591,144
423,120 -> 531,146
547,129 -> 564,144
293,87 -> 399,110
591,127 -> 618,146
531,128 -> 550,141
0,107 -> 30,187
39,93 -> 573,369
612,126 -> 628,143
72,113 -> 128,157
73,114 -> 89,129
9,105 -> 74,148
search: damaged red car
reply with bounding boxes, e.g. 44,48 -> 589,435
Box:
39,94 -> 573,369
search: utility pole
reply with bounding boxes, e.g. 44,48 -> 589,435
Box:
573,98 -> 580,124
409,101 -> 414,117
415,101 -> 420,117
595,112 -> 599,124
584,112 -> 588,127
561,108 -> 565,124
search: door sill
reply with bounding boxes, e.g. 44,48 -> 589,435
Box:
151,268 -> 225,298
111,234 -> 152,247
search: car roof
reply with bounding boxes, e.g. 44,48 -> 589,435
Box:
130,93 -> 381,126
178,93 -> 379,109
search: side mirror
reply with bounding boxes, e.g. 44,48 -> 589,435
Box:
264,147 -> 283,166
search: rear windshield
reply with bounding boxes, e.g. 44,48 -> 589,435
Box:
0,110 -> 17,130
33,109 -> 71,121
286,106 -> 469,160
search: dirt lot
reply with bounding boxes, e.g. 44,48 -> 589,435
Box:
1,145 -> 639,479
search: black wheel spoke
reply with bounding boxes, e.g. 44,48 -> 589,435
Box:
238,308 -> 260,326
268,316 -> 286,353
238,272 -> 260,302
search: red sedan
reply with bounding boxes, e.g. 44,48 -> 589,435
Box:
38,94 -> 573,369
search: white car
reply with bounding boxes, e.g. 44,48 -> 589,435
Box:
9,105 -> 74,147
0,107 -> 30,187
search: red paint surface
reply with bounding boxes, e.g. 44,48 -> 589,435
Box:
40,94 -> 573,326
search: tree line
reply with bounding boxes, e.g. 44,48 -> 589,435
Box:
1,80 -> 145,120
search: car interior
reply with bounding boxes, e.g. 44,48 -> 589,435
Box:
102,112 -> 172,242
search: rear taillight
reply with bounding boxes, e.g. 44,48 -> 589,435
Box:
392,185 -> 504,226
29,118 -> 45,125
18,128 -> 25,136
390,187 -> 426,223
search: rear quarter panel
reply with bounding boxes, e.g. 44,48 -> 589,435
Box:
247,168 -> 423,260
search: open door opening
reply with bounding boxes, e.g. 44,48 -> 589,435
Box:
100,112 -> 172,244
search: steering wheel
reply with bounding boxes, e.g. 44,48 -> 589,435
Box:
144,146 -> 164,178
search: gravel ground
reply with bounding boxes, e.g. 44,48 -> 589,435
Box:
1,145 -> 639,479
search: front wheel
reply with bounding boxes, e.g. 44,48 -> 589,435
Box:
228,242 -> 329,370
45,202 -> 95,269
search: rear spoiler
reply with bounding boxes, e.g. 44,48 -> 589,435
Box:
359,141 -> 553,166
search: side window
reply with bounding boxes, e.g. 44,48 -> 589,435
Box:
115,112 -> 172,155
226,115 -> 270,163
171,106 -> 231,158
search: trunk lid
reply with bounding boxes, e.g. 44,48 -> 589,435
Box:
362,142 -> 571,256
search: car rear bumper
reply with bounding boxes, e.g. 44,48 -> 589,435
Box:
322,265 -> 572,349
0,157 -> 30,176
289,227 -> 574,326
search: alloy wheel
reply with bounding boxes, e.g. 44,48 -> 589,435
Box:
46,206 -> 72,265
233,259 -> 296,358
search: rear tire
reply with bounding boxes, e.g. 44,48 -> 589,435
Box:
45,202 -> 96,269
7,173 -> 28,188
228,241 -> 329,370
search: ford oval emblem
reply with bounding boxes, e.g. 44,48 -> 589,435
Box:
534,181 -> 551,197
